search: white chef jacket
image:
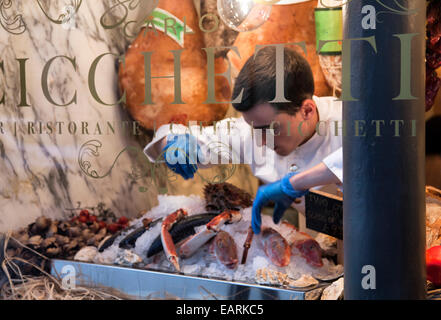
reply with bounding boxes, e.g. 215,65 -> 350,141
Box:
143,95 -> 343,184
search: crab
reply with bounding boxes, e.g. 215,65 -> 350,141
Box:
160,209 -> 242,271
179,210 -> 241,258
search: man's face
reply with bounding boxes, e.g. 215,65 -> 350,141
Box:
242,102 -> 311,156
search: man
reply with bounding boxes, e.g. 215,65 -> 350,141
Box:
143,46 -> 343,234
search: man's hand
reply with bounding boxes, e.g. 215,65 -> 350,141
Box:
163,134 -> 202,180
251,172 -> 308,234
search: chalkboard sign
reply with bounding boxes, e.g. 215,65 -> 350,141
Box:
305,189 -> 343,240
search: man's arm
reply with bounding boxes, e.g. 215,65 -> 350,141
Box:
290,146 -> 343,191
289,162 -> 341,191
143,117 -> 249,167
251,148 -> 343,234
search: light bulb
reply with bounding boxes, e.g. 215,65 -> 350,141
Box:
217,0 -> 272,32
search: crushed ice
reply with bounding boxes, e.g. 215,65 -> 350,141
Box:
92,194 -> 343,285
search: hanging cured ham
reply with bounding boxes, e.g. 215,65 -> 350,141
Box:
119,0 -> 231,130
227,0 -> 332,97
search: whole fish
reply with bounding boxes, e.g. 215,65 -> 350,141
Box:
98,218 -> 160,252
260,227 -> 291,267
291,238 -> 323,268
119,218 -> 161,249
97,226 -> 136,253
118,226 -> 149,249
282,222 -> 323,268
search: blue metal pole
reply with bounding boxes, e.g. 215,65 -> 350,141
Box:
343,0 -> 426,299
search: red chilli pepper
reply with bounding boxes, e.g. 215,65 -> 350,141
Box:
427,246 -> 441,286
107,223 -> 120,234
118,216 -> 129,225
79,209 -> 90,217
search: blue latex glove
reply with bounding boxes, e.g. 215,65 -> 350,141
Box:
252,172 -> 308,234
163,134 -> 202,180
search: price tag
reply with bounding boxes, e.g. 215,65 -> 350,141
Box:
305,189 -> 343,240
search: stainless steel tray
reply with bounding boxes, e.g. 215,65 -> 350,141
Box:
51,259 -> 327,300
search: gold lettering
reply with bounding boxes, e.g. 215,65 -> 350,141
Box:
68,122 -> 77,134
164,17 -> 176,36
169,122 -> 179,135
318,37 -> 377,102
81,122 -> 89,134
183,16 -> 195,34
255,43 -> 307,103
47,122 -> 53,134
107,121 -> 115,135
143,18 -> 158,36
390,120 -> 404,137
203,46 -> 239,104
56,122 -> 64,134
315,121 -> 327,136
0,61 -> 4,105
298,120 -> 306,137
212,120 -> 218,135
27,122 -> 35,134
41,55 -> 77,107
269,121 -> 280,136
199,121 -> 206,134
94,123 -> 102,135
392,33 -> 418,100
371,120 -> 384,137
334,120 -> 346,136
133,121 -> 141,135
89,53 -> 126,106
17,58 -> 30,107
354,120 -> 366,137
199,13 -> 219,33
141,50 -> 184,105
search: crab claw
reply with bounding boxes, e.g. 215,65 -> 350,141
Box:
169,255 -> 181,272
179,210 -> 241,259
160,209 -> 188,271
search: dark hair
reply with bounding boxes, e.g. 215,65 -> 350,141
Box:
231,46 -> 315,115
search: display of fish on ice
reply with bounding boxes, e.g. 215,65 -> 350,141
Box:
90,194 -> 342,285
